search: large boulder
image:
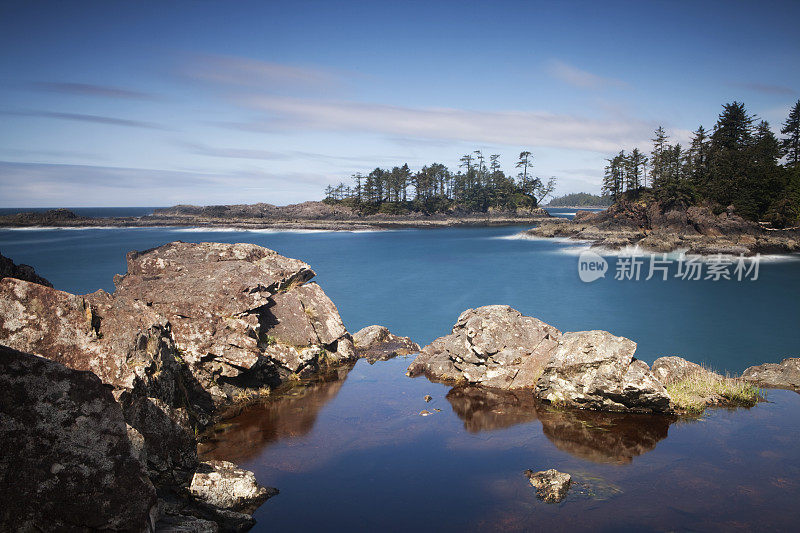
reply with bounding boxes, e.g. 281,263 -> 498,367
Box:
535,331 -> 672,413
112,242 -> 356,402
407,306 -> 561,389
0,345 -> 157,531
0,278 -> 200,487
353,325 -> 420,363
742,358 -> 800,392
651,356 -> 720,386
0,252 -> 52,287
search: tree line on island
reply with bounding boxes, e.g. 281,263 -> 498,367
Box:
323,150 -> 557,214
602,99 -> 800,227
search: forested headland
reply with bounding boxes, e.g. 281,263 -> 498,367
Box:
601,99 -> 800,228
322,151 -> 556,215
546,192 -> 613,207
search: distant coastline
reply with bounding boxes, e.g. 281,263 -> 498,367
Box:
0,202 -> 555,231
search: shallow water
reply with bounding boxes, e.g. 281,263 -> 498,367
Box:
1,220 -> 799,531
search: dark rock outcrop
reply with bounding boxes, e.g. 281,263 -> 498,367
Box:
0,252 -> 52,287
743,358 -> 800,392
535,331 -> 672,413
0,345 -> 157,532
524,469 -> 571,503
353,325 -> 420,363
407,306 -> 561,389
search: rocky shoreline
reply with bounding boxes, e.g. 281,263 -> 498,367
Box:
522,199 -> 800,256
0,203 -> 553,231
1,244 -> 798,530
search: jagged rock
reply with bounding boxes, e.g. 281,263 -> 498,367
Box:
743,358 -> 800,391
524,469 -> 572,503
407,306 -> 561,389
535,331 -> 672,413
189,461 -> 277,514
113,242 -> 355,401
353,325 -> 420,363
0,278 -> 200,487
0,345 -> 157,531
0,252 -> 52,287
651,356 -> 720,386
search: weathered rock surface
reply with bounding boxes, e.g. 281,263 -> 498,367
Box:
524,469 -> 572,503
0,252 -> 52,287
743,358 -> 800,392
535,331 -> 672,413
190,461 -> 277,514
112,242 -> 355,402
353,325 -> 420,363
407,306 -> 561,389
0,345 -> 157,532
651,356 -> 720,386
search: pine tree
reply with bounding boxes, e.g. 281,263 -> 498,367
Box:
650,126 -> 669,190
781,99 -> 800,168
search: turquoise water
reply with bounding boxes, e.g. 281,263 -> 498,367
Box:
1,223 -> 798,373
2,218 -> 800,531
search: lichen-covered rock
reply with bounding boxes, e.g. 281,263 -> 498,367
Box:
524,469 -> 572,503
353,325 -> 420,363
407,306 -> 561,389
535,331 -> 672,413
113,242 -> 356,401
189,461 -> 278,514
651,356 -> 720,386
0,345 -> 157,531
742,358 -> 800,391
0,252 -> 52,287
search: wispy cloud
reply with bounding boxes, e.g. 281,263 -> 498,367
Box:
0,161 -> 330,207
1,110 -> 168,130
547,60 -> 625,90
178,140 -> 402,165
181,54 -> 346,94
225,96 -> 653,153
731,82 -> 795,96
27,82 -> 159,100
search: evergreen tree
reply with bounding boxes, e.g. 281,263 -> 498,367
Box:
650,126 -> 669,190
780,99 -> 800,168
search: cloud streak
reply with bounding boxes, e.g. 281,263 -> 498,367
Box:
731,82 -> 795,96
1,110 -> 168,130
28,82 -> 158,100
547,60 -> 624,90
228,96 -> 653,153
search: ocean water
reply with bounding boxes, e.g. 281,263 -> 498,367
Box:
2,215 -> 800,531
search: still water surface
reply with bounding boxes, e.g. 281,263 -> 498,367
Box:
1,217 -> 799,531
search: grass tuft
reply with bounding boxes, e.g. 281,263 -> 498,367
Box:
666,370 -> 763,414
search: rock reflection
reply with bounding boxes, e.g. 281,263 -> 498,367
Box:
446,385 -> 676,464
198,365 -> 353,463
446,386 -> 540,432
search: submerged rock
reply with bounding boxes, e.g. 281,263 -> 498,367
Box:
0,252 -> 52,287
353,325 -> 420,363
535,331 -> 672,413
407,305 -> 561,389
524,469 -> 572,503
742,358 -> 800,392
189,461 -> 278,514
0,345 -> 157,531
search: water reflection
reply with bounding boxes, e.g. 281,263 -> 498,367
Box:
445,385 -> 676,464
198,365 -> 353,463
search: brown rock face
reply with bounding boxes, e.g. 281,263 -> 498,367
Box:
535,331 -> 672,413
353,325 -> 420,363
407,306 -> 561,389
743,358 -> 800,392
0,252 -> 52,287
0,345 -> 157,532
113,242 -> 355,401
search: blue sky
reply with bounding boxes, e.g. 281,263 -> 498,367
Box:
1,0 -> 798,207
